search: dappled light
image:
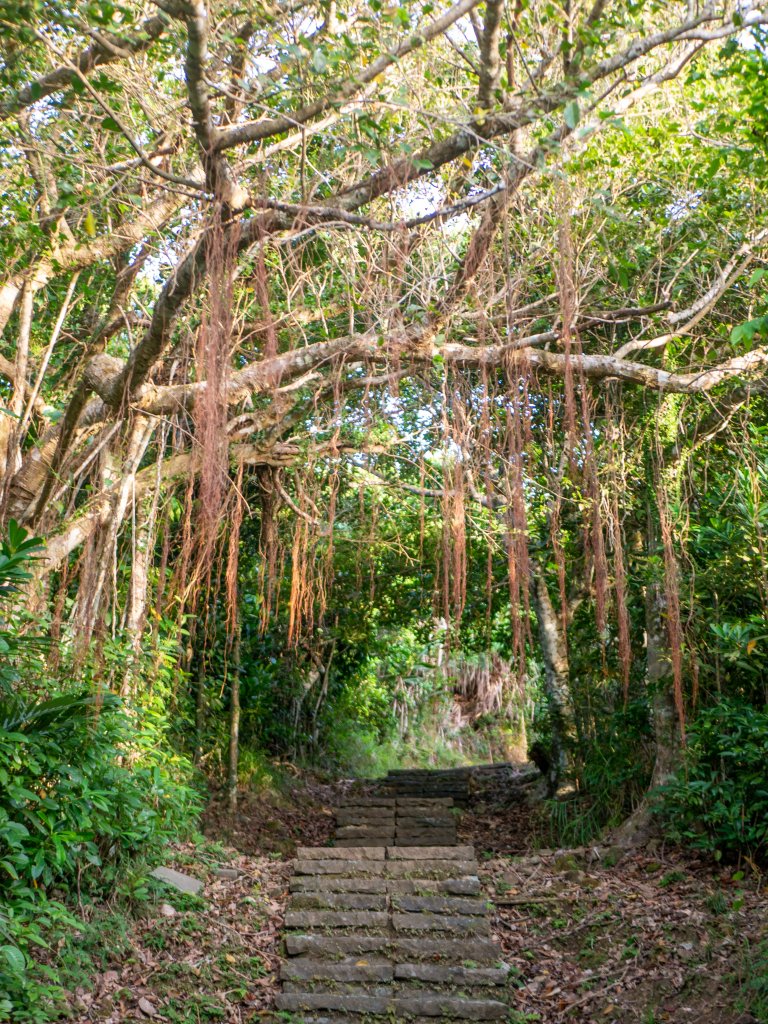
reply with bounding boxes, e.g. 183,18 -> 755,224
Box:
2,0 -> 768,1021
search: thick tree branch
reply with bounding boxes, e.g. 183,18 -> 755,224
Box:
0,15 -> 168,120
215,0 -> 482,151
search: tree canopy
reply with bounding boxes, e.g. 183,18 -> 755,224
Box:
2,0 -> 768,839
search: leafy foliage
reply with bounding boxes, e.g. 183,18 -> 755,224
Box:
659,701 -> 768,863
0,521 -> 45,694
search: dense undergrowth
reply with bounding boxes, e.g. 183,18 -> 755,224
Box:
3,509 -> 768,1021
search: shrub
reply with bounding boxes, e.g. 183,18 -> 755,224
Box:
0,698 -> 201,1021
659,701 -> 768,864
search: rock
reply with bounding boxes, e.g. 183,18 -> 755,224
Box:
212,866 -> 242,880
553,853 -> 581,872
159,902 -> 177,917
150,866 -> 203,895
601,845 -> 626,868
138,996 -> 158,1017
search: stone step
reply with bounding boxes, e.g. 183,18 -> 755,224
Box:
388,846 -> 475,860
394,963 -> 509,986
396,815 -> 455,826
392,894 -> 487,915
337,797 -> 395,807
393,913 -> 491,935
395,834 -> 458,846
285,934 -> 390,957
276,992 -> 507,1019
290,876 -> 388,893
295,859 -> 385,876
300,1018 -> 505,1024
297,847 -> 385,860
335,812 -> 396,824
289,891 -> 388,911
275,993 -> 390,1014
395,797 -> 454,807
393,995 -> 508,1019
392,937 -> 500,963
281,958 -> 392,983
336,827 -> 395,839
385,860 -> 478,879
285,910 -> 389,930
335,839 -> 391,848
387,877 -> 482,895
281,981 -> 393,996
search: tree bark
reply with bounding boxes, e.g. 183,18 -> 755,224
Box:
227,622 -> 241,814
530,571 -> 577,795
645,511 -> 681,790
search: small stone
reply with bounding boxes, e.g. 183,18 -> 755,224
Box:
159,903 -> 177,917
138,996 -> 158,1017
150,866 -> 203,895
212,866 -> 242,880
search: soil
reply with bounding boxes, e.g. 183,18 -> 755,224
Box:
67,780 -> 767,1024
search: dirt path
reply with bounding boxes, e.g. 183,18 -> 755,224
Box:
66,774 -> 766,1023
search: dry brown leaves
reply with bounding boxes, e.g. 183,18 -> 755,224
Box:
474,839 -> 767,1024
67,776 -> 348,1023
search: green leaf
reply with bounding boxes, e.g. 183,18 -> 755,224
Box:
564,100 -> 580,129
730,317 -> 768,345
101,116 -> 121,132
0,945 -> 26,974
311,48 -> 327,72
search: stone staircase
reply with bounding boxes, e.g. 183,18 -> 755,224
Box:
335,795 -> 458,847
276,791 -> 511,1021
383,763 -> 539,806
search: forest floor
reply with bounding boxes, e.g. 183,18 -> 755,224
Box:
65,778 -> 767,1024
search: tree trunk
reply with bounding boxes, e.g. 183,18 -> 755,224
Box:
194,652 -> 206,768
614,500 -> 682,847
645,506 -> 681,790
227,623 -> 241,814
530,570 -> 577,795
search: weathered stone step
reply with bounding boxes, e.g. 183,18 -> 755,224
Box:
281,958 -> 392,983
276,992 -> 507,1019
393,912 -> 491,935
396,834 -> 457,846
285,910 -> 388,930
392,937 -> 500,963
392,894 -> 487,915
395,963 -> 508,985
337,797 -> 395,807
295,859 -> 384,875
290,876 -> 388,893
297,847 -> 385,860
394,995 -> 508,1019
336,827 -> 395,838
335,815 -> 397,823
397,794 -> 456,802
289,891 -> 388,911
275,993 -> 390,1014
388,877 -> 481,895
335,839 -> 391,848
385,860 -> 477,879
396,815 -> 455,826
285,934 -> 389,957
281,981 -> 393,996
388,845 -> 474,860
